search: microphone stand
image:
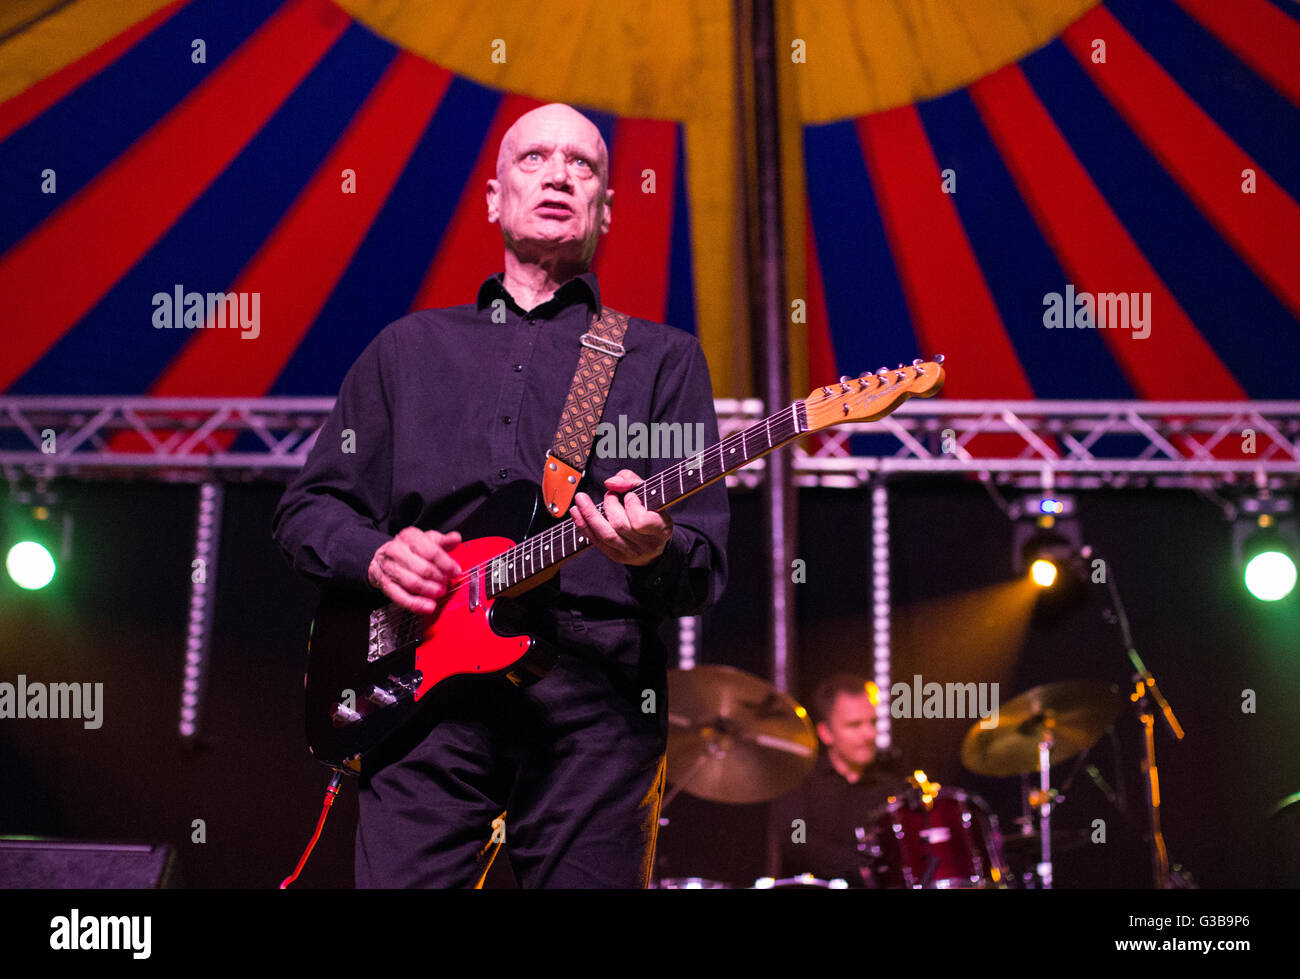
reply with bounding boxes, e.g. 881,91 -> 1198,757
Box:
1096,552 -> 1186,888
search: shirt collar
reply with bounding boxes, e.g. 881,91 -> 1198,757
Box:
475,271 -> 602,317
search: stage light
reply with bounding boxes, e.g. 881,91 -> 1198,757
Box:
3,493 -> 71,591
1030,559 -> 1058,589
6,540 -> 56,590
1233,495 -> 1297,604
1244,551 -> 1297,602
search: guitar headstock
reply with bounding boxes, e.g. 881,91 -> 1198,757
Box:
803,357 -> 945,432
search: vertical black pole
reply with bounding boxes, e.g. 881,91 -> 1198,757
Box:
751,0 -> 795,698
748,0 -> 797,879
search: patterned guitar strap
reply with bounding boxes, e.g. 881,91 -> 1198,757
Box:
541,306 -> 630,518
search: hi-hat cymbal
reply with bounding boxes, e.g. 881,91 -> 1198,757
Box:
961,680 -> 1121,777
666,665 -> 818,804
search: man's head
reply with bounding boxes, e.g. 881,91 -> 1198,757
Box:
487,103 -> 612,270
812,673 -> 879,775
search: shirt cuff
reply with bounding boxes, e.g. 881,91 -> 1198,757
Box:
334,523 -> 393,591
625,525 -> 688,605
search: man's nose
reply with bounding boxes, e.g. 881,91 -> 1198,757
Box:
542,153 -> 569,186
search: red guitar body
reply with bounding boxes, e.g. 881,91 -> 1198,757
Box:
304,479 -> 558,768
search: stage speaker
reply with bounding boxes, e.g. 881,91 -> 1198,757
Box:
0,839 -> 178,888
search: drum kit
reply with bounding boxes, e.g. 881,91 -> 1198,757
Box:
654,665 -> 1123,889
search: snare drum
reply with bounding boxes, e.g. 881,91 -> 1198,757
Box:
858,787 -> 1008,889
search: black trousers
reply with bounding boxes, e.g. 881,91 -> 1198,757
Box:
354,612 -> 668,888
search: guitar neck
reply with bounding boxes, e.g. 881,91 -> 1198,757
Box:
484,402 -> 808,596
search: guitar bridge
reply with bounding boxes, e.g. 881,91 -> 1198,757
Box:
367,604 -> 403,664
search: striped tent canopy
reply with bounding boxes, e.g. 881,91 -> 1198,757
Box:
1,0 -> 1297,404
796,0 -> 1300,403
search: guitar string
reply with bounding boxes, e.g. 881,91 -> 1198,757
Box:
374,367 -> 936,643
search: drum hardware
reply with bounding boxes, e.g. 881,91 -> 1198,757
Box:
855,780 -> 1009,889
663,666 -> 818,805
752,874 -> 848,889
961,679 -> 1121,888
652,666 -> 819,888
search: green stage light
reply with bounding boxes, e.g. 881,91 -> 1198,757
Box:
6,539 -> 56,590
1233,497 -> 1298,604
1244,549 -> 1297,602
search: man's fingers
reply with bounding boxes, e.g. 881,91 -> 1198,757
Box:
575,491 -> 632,555
400,528 -> 463,575
381,578 -> 439,615
382,555 -> 448,600
383,539 -> 444,587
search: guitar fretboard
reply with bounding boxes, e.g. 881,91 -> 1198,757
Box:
483,400 -> 808,596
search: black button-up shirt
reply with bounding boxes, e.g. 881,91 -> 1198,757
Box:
271,272 -> 729,625
769,753 -> 906,885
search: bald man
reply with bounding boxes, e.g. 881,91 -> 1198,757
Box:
273,104 -> 729,888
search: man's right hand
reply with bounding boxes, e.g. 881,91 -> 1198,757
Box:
367,528 -> 463,614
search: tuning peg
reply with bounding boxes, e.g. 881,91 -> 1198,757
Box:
912,358 -> 923,367
934,353 -> 945,364
876,366 -> 888,376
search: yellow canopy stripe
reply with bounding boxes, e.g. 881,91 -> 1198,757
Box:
0,0 -> 178,104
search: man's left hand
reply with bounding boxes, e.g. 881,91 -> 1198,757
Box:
571,469 -> 673,566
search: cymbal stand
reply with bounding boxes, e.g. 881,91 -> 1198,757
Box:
1036,733 -> 1054,889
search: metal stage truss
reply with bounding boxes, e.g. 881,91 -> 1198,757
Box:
2,397 -> 1298,489
4,395 -> 1295,750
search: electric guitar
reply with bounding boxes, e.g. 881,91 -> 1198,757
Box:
304,358 -> 946,768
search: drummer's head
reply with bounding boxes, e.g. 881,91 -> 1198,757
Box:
813,674 -> 879,777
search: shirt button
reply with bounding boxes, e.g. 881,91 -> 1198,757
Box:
513,364 -> 523,372
498,469 -> 508,479
503,416 -> 512,425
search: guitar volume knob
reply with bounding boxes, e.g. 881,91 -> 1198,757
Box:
332,703 -> 363,726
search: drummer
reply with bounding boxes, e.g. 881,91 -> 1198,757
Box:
769,673 -> 906,885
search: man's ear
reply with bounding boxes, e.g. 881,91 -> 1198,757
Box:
600,186 -> 613,235
486,178 -> 500,224
816,721 -> 832,747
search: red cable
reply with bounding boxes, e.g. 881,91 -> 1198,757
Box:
280,768 -> 346,890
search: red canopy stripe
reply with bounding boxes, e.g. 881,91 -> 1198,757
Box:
856,106 -> 1034,401
1172,0 -> 1300,110
970,63 -> 1245,401
1063,6 -> 1300,322
592,118 -> 677,323
0,0 -> 188,143
410,93 -> 546,311
0,0 -> 349,392
147,53 -> 452,398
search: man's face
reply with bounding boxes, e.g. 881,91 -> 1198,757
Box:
817,692 -> 878,770
487,104 -> 611,266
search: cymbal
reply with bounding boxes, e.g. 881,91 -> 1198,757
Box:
961,680 -> 1121,777
666,665 -> 818,804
